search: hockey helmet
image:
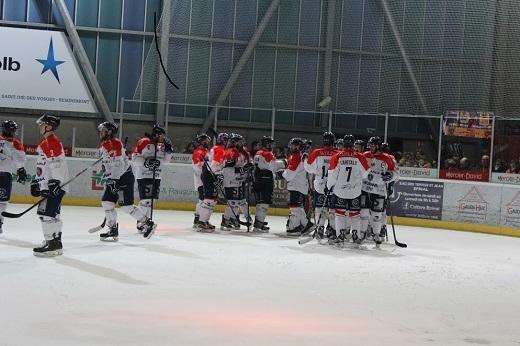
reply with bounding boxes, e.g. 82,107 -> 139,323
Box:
322,132 -> 336,147
36,114 -> 60,130
97,121 -> 118,135
343,134 -> 355,148
335,138 -> 344,149
152,124 -> 166,135
1,120 -> 18,137
289,137 -> 303,148
196,133 -> 211,144
216,132 -> 229,145
261,135 -> 274,147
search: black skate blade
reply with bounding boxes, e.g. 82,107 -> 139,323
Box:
33,249 -> 63,257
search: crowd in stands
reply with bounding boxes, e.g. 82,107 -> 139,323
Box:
493,158 -> 520,174
395,150 -> 434,168
441,155 -> 490,171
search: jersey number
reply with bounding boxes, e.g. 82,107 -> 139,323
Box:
345,167 -> 352,182
321,166 -> 328,179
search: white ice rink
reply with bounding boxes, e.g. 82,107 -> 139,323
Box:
1,204 -> 519,346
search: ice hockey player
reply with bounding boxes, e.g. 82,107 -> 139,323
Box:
335,138 -> 344,149
0,120 -> 27,234
191,133 -> 211,229
220,133 -> 252,231
327,135 -> 369,244
30,114 -> 68,256
282,137 -> 314,236
303,132 -> 338,239
354,139 -> 365,153
196,132 -> 228,232
361,136 -> 399,245
97,122 -> 157,240
131,124 -> 173,237
252,136 -> 278,233
379,142 -> 398,241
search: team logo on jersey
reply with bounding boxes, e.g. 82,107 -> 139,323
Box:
351,198 -> 360,208
0,188 -> 6,199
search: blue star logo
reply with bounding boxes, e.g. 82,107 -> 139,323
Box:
36,38 -> 65,83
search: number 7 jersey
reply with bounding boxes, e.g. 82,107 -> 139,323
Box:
327,148 -> 370,199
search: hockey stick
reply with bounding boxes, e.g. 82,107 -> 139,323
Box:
298,190 -> 331,245
244,169 -> 252,232
386,199 -> 407,248
202,158 -> 251,227
2,157 -> 103,219
149,138 -> 158,221
88,218 -> 106,233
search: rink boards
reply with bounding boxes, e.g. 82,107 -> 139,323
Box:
9,156 -> 520,237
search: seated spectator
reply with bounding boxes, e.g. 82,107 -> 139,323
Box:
506,161 -> 520,174
480,155 -> 490,170
459,157 -> 470,170
493,159 -> 506,172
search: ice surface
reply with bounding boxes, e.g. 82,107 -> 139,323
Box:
1,204 -> 519,346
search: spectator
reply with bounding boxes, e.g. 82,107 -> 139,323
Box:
506,161 -> 519,174
459,157 -> 470,170
493,159 -> 506,172
480,155 -> 490,170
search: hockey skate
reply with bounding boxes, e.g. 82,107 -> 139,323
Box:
286,225 -> 304,237
33,233 -> 63,257
220,216 -> 234,231
315,226 -> 325,239
136,220 -> 145,234
300,221 -> 315,237
192,214 -> 200,229
352,230 -> 365,244
231,217 -> 241,230
252,219 -> 269,233
100,224 -> 119,242
142,220 -> 157,239
196,221 -> 215,233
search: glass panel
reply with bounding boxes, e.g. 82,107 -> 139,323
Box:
4,0 -> 26,21
186,41 -> 211,118
52,0 -> 74,26
491,119 -> 520,185
28,0 -> 51,23
123,0 -> 145,31
119,35 -> 143,102
99,0 -> 122,29
97,33 -> 121,111
76,0 -> 98,27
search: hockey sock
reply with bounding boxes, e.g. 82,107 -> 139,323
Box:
350,211 -> 361,232
334,210 -> 346,237
370,211 -> 383,237
40,215 -> 63,241
102,201 -> 118,227
121,204 -> 148,223
288,207 -> 306,230
139,199 -> 152,219
199,199 -> 217,222
238,199 -> 249,219
255,203 -> 269,223
327,207 -> 336,230
360,208 -> 370,233
195,200 -> 203,218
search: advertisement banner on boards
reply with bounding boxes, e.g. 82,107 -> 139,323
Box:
390,180 -> 444,220
500,186 -> 520,229
491,172 -> 520,185
0,26 -> 96,113
398,167 -> 438,179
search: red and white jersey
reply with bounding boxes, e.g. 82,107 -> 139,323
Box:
327,148 -> 369,199
254,148 -> 277,175
35,133 -> 69,192
223,147 -> 247,188
191,145 -> 208,188
99,137 -> 130,180
131,137 -> 173,180
283,150 -> 308,195
208,144 -> 226,174
362,151 -> 399,197
0,135 -> 26,173
304,147 -> 338,194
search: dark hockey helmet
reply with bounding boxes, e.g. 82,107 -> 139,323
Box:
354,139 -> 365,152
227,133 -> 242,146
260,135 -> 274,147
368,136 -> 382,149
216,132 -> 229,145
36,113 -> 60,130
289,137 -> 303,148
97,121 -> 118,135
343,134 -> 355,148
152,124 -> 166,135
196,133 -> 211,144
322,132 -> 336,147
381,142 -> 390,153
335,138 -> 344,149
1,120 -> 18,137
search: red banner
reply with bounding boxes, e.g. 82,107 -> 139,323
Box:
440,169 -> 489,182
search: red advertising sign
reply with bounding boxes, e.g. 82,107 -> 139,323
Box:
440,169 -> 489,182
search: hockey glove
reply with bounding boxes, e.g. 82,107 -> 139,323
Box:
30,181 -> 41,197
241,162 -> 254,175
16,167 -> 28,184
144,158 -> 161,170
163,138 -> 174,153
41,179 -> 61,198
381,171 -> 393,182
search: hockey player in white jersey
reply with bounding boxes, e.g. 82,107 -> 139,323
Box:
191,133 -> 211,229
252,136 -> 279,232
97,122 -> 157,240
283,138 -> 314,236
0,120 -> 27,234
362,136 -> 399,245
132,125 -> 173,235
327,135 -> 370,243
303,132 -> 338,239
379,141 -> 398,241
